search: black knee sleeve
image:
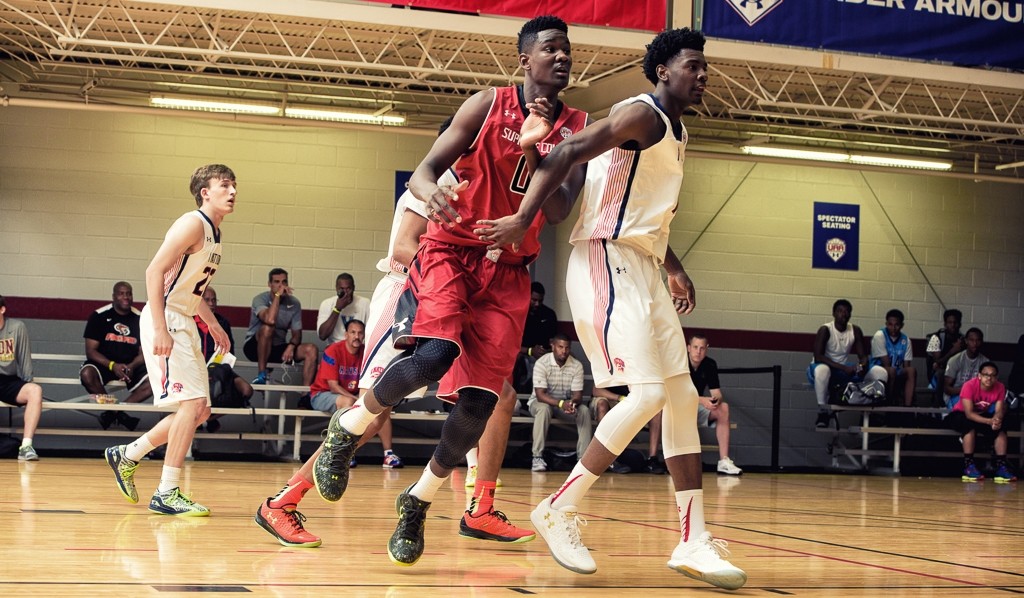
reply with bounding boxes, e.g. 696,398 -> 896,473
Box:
373,338 -> 459,407
433,388 -> 498,470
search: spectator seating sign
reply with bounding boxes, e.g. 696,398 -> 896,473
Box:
812,201 -> 859,271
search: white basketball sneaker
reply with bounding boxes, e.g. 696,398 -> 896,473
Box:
530,495 -> 596,574
667,531 -> 747,590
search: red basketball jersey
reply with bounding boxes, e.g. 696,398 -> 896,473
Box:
425,85 -> 587,263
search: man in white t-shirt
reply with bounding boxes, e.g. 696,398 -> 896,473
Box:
316,273 -> 370,344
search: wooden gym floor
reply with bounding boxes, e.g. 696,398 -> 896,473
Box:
2,458 -> 1021,597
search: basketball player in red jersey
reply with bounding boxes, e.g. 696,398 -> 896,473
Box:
312,15 -> 588,566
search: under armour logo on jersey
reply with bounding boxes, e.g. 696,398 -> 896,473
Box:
393,317 -> 410,333
615,267 -> 627,274
503,110 -> 518,120
206,236 -> 213,242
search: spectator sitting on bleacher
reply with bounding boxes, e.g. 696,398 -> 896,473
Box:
0,294 -> 43,461
946,361 -> 1018,483
943,327 -> 988,411
688,334 -> 742,475
865,309 -> 918,407
513,282 -> 558,393
195,287 -> 253,433
809,298 -> 867,428
592,385 -> 665,474
926,309 -> 964,404
244,268 -> 318,386
308,319 -> 363,413
528,333 -> 591,472
80,281 -> 153,431
316,273 -> 370,344
306,319 -> 402,468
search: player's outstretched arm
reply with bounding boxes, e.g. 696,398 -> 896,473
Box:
476,102 -> 661,249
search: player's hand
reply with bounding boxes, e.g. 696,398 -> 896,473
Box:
281,344 -> 296,364
521,99 -> 554,148
210,324 -> 231,355
474,213 -> 529,252
992,416 -> 1002,431
667,271 -> 695,315
564,401 -> 577,415
153,328 -> 174,357
426,180 -> 468,227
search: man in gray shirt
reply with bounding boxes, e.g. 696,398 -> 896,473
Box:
0,295 -> 43,460
243,268 -> 318,386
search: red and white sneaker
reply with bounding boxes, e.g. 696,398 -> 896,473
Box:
254,499 -> 322,548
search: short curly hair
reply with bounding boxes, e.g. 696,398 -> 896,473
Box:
642,28 -> 706,85
518,15 -> 569,54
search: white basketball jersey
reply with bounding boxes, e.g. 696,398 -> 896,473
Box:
570,93 -> 686,263
375,169 -> 456,274
163,210 -> 222,316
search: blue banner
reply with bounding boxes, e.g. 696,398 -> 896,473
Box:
394,170 -> 413,204
813,202 -> 860,270
701,0 -> 1024,71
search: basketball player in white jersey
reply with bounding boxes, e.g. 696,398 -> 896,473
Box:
476,29 -> 746,590
104,164 -> 235,516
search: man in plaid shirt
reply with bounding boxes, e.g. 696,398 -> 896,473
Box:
528,333 -> 592,471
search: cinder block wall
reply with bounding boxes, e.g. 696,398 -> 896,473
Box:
2,106 -> 1022,467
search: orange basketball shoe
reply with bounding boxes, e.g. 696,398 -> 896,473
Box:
255,499 -> 322,548
459,508 -> 536,543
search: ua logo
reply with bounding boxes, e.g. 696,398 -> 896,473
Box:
826,238 -> 847,263
393,317 -> 410,333
724,0 -> 784,26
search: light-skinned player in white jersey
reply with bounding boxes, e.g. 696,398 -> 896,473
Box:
476,29 -> 746,590
104,164 -> 234,516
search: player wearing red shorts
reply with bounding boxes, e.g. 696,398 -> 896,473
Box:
312,15 -> 588,567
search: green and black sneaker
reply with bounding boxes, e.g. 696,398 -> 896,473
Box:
313,408 -> 362,502
387,484 -> 431,566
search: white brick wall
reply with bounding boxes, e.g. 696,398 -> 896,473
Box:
549,160 -> 1024,343
0,106 -> 434,310
2,105 -> 1022,343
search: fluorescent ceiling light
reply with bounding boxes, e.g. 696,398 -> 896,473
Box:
740,145 -> 952,171
742,146 -> 849,163
150,94 -> 280,115
285,106 -> 405,126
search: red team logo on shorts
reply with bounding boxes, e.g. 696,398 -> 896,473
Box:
371,366 -> 384,379
172,382 -> 183,393
613,357 -> 625,372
